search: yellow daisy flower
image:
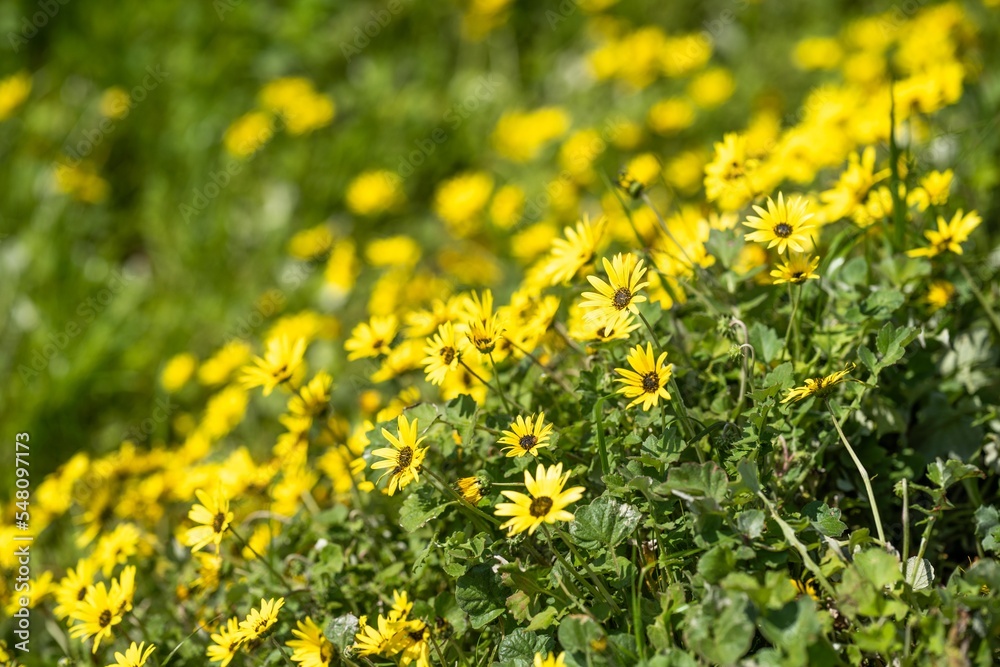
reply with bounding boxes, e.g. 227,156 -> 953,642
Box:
67,582 -> 124,653
345,315 -> 398,360
770,254 -> 820,285
494,463 -> 585,536
240,336 -> 307,396
541,216 -> 607,286
580,253 -> 649,327
239,597 -> 285,642
207,617 -> 245,667
743,192 -> 816,255
906,209 -> 982,258
615,343 -> 672,411
105,641 -> 156,667
422,322 -> 466,385
371,414 -> 428,495
457,476 -> 487,503
782,363 -> 856,403
791,578 -> 820,601
534,652 -> 568,667
183,487 -> 233,553
287,617 -> 334,667
925,280 -> 955,311
498,412 -> 554,458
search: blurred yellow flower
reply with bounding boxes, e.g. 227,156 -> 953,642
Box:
434,171 -> 494,236
100,87 -> 132,119
288,225 -> 334,259
224,110 -> 274,157
493,107 -> 570,162
687,67 -> 735,108
0,71 -> 31,121
55,162 -> 109,203
925,280 -> 955,311
648,97 -> 696,135
161,353 -> 196,392
346,170 -> 404,216
793,37 -> 843,70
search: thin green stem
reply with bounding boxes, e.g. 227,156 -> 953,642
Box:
756,491 -> 836,598
541,524 -> 610,611
271,636 -> 295,667
826,401 -> 886,544
504,336 -> 576,394
230,526 -> 295,590
423,466 -> 500,530
488,352 -> 516,414
556,527 -> 622,613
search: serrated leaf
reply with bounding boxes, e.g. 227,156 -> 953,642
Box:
926,458 -> 982,490
803,502 -> 847,538
974,505 -> 1000,554
557,615 -> 603,654
498,628 -> 554,666
737,459 -> 760,494
324,614 -> 359,650
858,345 -> 878,376
569,496 -> 642,550
456,562 -> 506,628
861,289 -> 904,319
854,548 -> 902,589
661,462 -> 728,506
398,485 -> 449,532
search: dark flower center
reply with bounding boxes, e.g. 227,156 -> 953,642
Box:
612,287 -> 632,310
529,496 -> 553,517
99,609 -> 112,627
519,435 -> 538,451
397,446 -> 413,469
213,512 -> 227,533
77,587 -> 88,601
408,628 -> 426,641
641,372 -> 660,393
441,347 -> 456,364
774,223 -> 793,238
791,271 -> 805,281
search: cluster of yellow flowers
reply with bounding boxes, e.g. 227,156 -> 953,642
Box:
0,2 -> 991,665
224,77 -> 335,157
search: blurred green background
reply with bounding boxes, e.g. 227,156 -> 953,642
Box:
2,0 -> 999,491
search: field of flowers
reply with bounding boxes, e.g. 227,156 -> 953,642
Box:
3,0 -> 1000,665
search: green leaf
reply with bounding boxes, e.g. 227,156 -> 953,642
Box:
803,502 -> 847,538
875,323 -> 918,367
557,615 -> 604,654
570,496 -> 642,550
857,345 -> 879,376
926,458 -> 982,490
683,590 -> 754,665
861,289 -> 905,319
498,628 -> 554,667
456,562 -> 506,629
902,557 -> 934,590
974,505 -> 1000,554
697,543 -> 737,584
737,460 -> 760,494
398,485 -> 450,532
324,613 -> 359,651
660,462 -> 728,507
749,322 -> 782,364
854,548 -> 902,589
735,509 -> 765,539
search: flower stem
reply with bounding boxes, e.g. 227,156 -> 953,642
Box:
826,400 -> 886,544
541,524 -> 613,611
556,527 -> 622,613
488,352 -> 516,414
637,310 -> 695,441
230,526 -> 295,590
504,336 -> 576,394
